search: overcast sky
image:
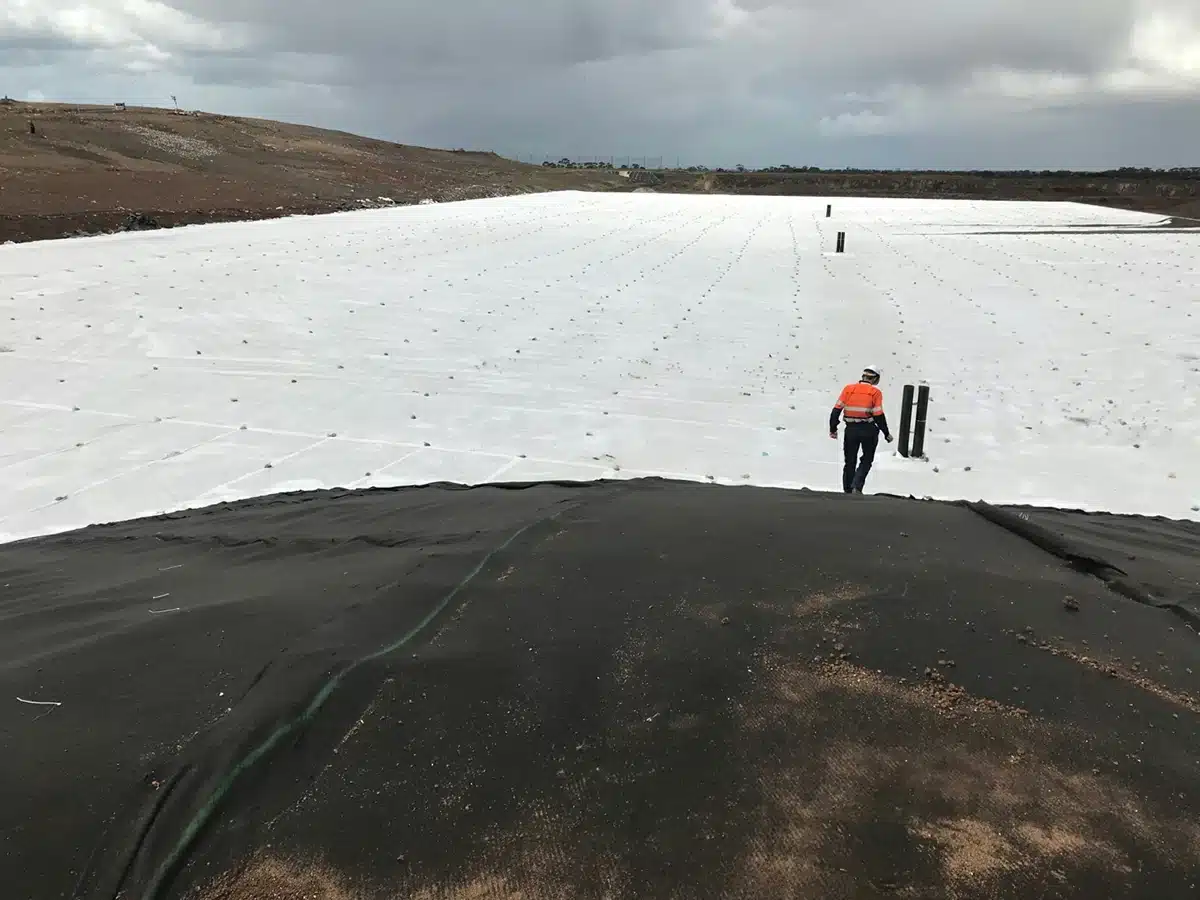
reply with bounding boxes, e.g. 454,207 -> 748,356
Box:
3,0 -> 1199,168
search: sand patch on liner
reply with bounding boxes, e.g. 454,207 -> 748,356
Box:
728,652 -> 1200,898
193,854 -> 363,900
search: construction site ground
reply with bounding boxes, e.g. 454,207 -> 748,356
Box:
2,102 -> 1197,244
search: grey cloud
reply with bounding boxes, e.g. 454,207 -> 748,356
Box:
2,0 -> 1198,167
164,0 -> 1140,91
163,0 -> 721,70
0,35 -> 83,60
175,51 -> 350,88
736,0 -> 1138,92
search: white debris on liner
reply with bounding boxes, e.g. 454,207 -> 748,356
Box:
0,192 -> 1196,542
125,125 -> 217,160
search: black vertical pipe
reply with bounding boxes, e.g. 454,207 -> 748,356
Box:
898,384 -> 915,458
826,204 -> 832,217
836,231 -> 845,253
911,385 -> 931,458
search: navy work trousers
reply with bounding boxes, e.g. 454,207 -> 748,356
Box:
842,422 -> 880,493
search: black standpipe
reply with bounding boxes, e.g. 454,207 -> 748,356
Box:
898,384 -> 915,458
911,385 -> 931,459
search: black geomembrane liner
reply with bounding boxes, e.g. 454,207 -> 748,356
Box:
2,478 -> 1197,900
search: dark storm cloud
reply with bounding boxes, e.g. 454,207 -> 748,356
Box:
163,0 -> 720,70
2,0 -> 1198,166
156,0 -> 1141,89
748,0 -> 1139,91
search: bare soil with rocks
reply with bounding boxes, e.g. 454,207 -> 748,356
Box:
0,102 -> 623,243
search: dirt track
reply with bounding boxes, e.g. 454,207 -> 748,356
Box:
3,101 -> 1198,244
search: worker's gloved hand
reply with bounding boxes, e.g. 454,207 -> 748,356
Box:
829,431 -> 837,439
885,434 -> 894,443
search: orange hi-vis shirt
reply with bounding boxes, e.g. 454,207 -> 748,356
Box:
834,382 -> 884,423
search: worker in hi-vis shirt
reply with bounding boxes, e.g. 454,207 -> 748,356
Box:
829,365 -> 893,494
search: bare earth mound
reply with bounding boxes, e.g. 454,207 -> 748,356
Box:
2,479 -> 1197,900
0,102 -> 623,242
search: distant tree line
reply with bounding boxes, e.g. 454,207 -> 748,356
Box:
541,158 -> 627,169
706,165 -> 1200,177
534,157 -> 1198,177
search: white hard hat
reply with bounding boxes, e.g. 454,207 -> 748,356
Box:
863,364 -> 882,379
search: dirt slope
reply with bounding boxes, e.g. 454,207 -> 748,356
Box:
0,101 -> 623,241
